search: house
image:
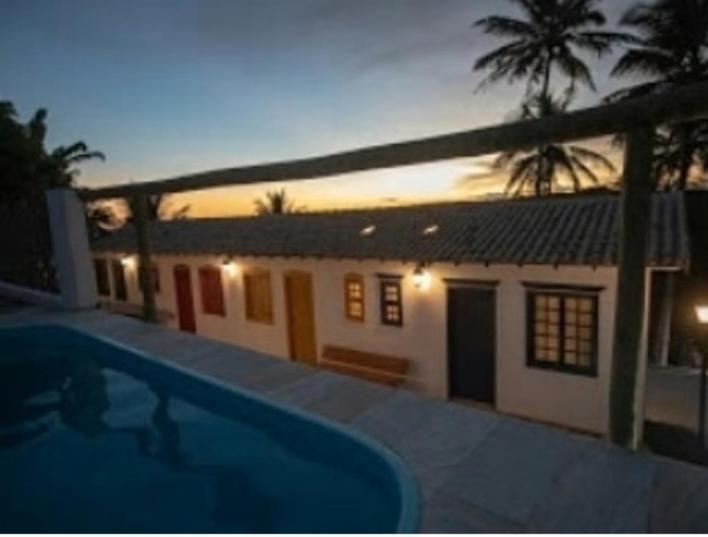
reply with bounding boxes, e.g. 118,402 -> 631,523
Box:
91,192 -> 690,435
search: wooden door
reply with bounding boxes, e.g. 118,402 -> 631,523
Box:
447,286 -> 496,404
284,271 -> 317,365
173,265 -> 196,333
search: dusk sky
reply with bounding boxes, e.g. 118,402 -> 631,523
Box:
2,0 -> 638,216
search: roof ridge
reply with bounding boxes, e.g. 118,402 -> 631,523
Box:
147,191 -> 639,225
92,192 -> 687,268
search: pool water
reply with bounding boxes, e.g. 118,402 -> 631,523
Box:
0,326 -> 418,533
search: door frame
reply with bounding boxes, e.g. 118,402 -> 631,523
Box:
283,270 -> 318,365
173,264 -> 196,333
445,279 -> 499,404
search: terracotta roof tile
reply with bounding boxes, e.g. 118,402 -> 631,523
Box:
93,192 -> 690,268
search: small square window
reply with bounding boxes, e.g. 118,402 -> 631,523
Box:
379,278 -> 403,326
344,274 -> 365,322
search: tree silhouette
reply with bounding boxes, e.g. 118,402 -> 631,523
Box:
608,0 -> 708,190
254,189 -> 298,215
474,0 -> 628,98
496,93 -> 615,196
473,0 -> 625,196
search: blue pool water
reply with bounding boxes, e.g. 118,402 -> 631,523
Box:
0,325 -> 418,533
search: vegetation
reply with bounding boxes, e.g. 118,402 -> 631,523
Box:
254,189 -> 299,215
608,0 -> 708,190
0,100 -> 104,289
496,93 -> 615,195
124,193 -> 190,224
1,102 -> 103,199
474,0 -> 626,196
474,0 -> 627,98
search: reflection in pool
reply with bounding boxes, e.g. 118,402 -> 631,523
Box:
0,325 -> 418,533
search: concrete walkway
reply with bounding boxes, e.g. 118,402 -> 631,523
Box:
3,306 -> 708,532
646,365 -> 706,430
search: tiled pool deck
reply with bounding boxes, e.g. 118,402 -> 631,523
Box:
3,305 -> 708,532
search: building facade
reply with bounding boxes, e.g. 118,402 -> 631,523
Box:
92,193 -> 689,435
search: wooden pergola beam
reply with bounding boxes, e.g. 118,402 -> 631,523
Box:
80,81 -> 708,201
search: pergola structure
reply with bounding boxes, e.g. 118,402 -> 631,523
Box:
46,80 -> 708,449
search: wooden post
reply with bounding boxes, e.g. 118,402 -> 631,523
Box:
132,194 -> 157,323
609,126 -> 654,448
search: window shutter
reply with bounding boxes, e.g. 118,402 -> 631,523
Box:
199,266 -> 225,316
244,270 -> 273,323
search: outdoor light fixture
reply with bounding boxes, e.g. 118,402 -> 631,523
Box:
120,255 -> 135,269
696,305 -> 708,325
222,257 -> 238,277
360,225 -> 376,236
412,263 -> 431,290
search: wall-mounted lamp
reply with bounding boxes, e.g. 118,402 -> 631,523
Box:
120,255 -> 136,269
696,305 -> 708,325
412,263 -> 431,291
222,257 -> 238,277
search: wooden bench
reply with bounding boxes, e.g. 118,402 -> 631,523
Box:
320,344 -> 409,386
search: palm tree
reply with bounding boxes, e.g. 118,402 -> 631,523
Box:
0,101 -> 104,290
124,193 -> 190,224
496,93 -> 615,195
254,189 -> 298,215
473,0 -> 625,196
14,107 -> 106,189
474,0 -> 628,99
45,142 -> 106,188
608,0 -> 708,189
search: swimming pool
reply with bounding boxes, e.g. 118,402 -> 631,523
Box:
0,325 -> 419,533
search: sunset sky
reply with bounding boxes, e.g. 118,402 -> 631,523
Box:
2,0 -> 638,216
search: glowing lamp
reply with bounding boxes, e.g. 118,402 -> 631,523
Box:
412,264 -> 431,291
120,255 -> 135,269
696,305 -> 708,325
222,257 -> 238,277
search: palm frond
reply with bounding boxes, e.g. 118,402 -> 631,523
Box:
568,145 -> 616,172
569,155 -> 601,185
474,15 -> 538,38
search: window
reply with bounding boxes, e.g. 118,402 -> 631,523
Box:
111,259 -> 127,301
94,259 -> 110,297
344,274 -> 365,321
527,288 -> 598,376
244,270 -> 273,324
199,266 -> 225,316
151,264 -> 161,293
379,277 -> 403,326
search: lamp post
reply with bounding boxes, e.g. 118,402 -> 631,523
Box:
695,305 -> 708,449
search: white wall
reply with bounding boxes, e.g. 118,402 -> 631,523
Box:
93,251 -> 624,434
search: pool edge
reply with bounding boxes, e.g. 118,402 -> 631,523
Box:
1,323 -> 421,533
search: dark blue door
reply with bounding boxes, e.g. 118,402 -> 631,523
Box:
447,286 -> 496,404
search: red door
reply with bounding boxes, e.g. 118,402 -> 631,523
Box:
174,265 -> 196,333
